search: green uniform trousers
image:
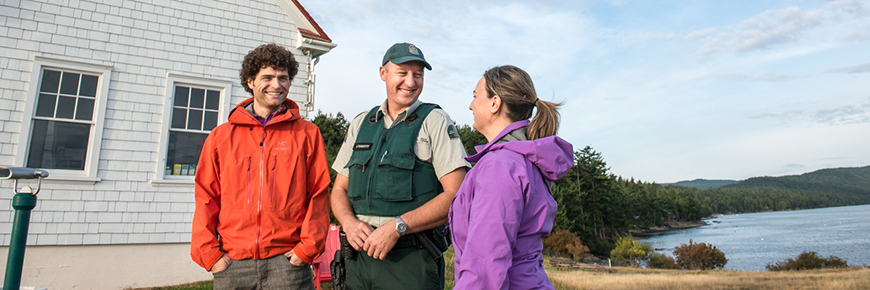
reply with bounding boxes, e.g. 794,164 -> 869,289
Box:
345,246 -> 444,290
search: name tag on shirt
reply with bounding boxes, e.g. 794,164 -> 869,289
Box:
354,143 -> 372,150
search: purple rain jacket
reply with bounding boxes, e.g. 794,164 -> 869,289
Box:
449,120 -> 573,290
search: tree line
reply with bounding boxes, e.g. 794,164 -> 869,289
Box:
671,166 -> 870,214
545,146 -> 710,255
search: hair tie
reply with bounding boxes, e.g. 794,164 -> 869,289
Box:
534,98 -> 540,105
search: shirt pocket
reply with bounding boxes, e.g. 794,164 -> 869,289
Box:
345,151 -> 372,201
374,154 -> 415,202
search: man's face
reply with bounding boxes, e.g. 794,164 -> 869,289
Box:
247,66 -> 290,113
380,61 -> 425,111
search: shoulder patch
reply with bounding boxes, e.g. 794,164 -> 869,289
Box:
447,124 -> 460,139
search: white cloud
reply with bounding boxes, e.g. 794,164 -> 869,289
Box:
692,6 -> 822,57
688,1 -> 870,58
706,72 -> 802,82
824,62 -> 870,73
749,100 -> 870,126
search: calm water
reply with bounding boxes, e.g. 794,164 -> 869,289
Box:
637,204 -> 870,271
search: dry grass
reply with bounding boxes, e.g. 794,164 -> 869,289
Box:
145,250 -> 868,290
544,265 -> 870,290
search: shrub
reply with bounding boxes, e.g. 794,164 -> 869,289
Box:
647,252 -> 680,269
766,251 -> 848,271
610,237 -> 654,267
543,230 -> 590,261
672,239 -> 727,270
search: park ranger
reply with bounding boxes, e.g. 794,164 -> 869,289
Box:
330,42 -> 469,290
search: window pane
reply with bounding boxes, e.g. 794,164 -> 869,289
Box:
190,88 -> 205,109
166,131 -> 208,175
203,111 -> 218,131
75,98 -> 95,121
36,93 -> 57,117
171,108 -> 187,129
79,74 -> 98,97
40,70 -> 61,93
174,86 -> 189,107
56,96 -> 76,119
187,109 -> 203,130
206,90 -> 220,110
27,120 -> 90,170
60,72 -> 81,95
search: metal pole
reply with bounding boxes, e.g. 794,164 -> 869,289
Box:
1,168 -> 47,290
4,192 -> 37,290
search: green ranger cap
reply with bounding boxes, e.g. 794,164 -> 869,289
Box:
382,42 -> 432,70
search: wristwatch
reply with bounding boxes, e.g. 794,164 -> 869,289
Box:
395,216 -> 408,236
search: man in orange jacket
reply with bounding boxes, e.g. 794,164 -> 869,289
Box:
191,43 -> 330,290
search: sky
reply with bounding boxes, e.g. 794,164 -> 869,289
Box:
299,0 -> 870,184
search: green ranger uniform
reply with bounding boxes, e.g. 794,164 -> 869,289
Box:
332,42 -> 469,290
346,103 -> 442,216
333,100 -> 469,289
344,103 -> 444,290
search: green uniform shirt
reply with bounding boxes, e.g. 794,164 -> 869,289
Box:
332,99 -> 470,222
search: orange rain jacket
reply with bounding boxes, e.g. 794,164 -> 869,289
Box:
191,98 -> 330,271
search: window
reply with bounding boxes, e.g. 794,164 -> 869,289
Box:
28,69 -> 98,170
153,73 -> 231,184
16,57 -> 111,181
166,86 -> 219,176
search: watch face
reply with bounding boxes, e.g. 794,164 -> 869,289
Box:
396,218 -> 408,234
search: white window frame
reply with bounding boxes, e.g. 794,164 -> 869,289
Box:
15,56 -> 112,182
151,72 -> 231,185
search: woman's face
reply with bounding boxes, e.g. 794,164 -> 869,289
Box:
470,77 -> 493,133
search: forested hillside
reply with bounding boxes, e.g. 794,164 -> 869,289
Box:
667,179 -> 739,189
548,147 -> 709,255
675,166 -> 870,214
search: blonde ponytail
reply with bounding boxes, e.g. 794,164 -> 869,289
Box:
527,99 -> 561,139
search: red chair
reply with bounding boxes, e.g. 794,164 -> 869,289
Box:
312,224 -> 341,289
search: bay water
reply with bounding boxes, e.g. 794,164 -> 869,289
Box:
637,204 -> 870,271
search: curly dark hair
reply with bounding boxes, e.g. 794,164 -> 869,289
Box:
240,43 -> 300,95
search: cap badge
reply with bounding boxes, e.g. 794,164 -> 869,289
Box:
409,44 -> 419,55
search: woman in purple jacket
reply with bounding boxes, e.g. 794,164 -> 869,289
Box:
449,65 -> 573,289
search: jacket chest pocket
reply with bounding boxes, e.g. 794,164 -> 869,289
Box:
374,154 -> 415,202
345,151 -> 372,201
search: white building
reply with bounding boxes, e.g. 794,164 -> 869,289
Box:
0,0 -> 335,288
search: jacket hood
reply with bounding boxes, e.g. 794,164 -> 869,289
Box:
467,120 -> 574,181
227,97 -> 301,126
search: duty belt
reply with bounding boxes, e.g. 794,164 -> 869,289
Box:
340,225 -> 450,260
394,233 -> 418,249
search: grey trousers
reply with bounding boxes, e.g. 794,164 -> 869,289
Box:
213,254 -> 315,290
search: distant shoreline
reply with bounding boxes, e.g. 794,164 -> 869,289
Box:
629,220 -> 708,236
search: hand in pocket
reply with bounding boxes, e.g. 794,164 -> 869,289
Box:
285,250 -> 307,267
211,254 -> 231,273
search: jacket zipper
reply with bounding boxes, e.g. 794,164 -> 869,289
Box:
255,129 -> 267,260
